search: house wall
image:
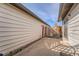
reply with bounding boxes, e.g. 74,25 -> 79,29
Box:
0,4 -> 48,55
63,4 -> 79,46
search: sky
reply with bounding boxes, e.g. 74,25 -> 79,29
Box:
22,3 -> 62,27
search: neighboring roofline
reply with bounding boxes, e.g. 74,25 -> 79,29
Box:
64,4 -> 78,20
58,3 -> 64,21
58,3 -> 74,22
10,3 -> 50,27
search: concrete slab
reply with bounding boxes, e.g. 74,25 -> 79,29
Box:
15,37 -> 61,56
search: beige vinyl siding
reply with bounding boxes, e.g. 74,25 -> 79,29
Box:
68,14 -> 79,46
63,4 -> 79,46
0,4 -> 46,55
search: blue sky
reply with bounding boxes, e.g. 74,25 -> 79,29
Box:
22,3 -> 62,27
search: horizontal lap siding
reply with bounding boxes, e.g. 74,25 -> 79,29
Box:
67,4 -> 79,46
0,4 -> 44,55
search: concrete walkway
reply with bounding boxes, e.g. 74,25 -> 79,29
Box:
15,37 -> 61,56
